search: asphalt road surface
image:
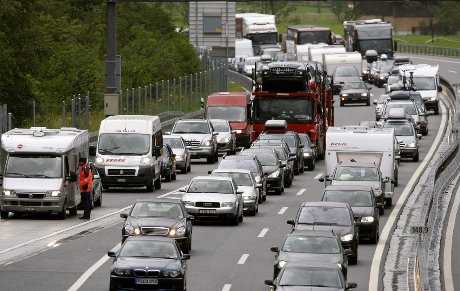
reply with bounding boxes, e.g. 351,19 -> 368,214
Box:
0,84 -> 443,291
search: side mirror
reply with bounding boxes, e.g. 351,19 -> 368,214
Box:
208,170 -> 212,175
270,246 -> 279,253
89,145 -> 97,156
373,100 -> 378,105
417,134 -> 422,140
182,254 -> 191,260
264,280 -> 275,287
286,219 -> 295,226
108,251 -> 117,258
346,282 -> 358,289
318,177 -> 325,182
437,85 -> 442,92
120,212 -> 128,219
178,187 -> 186,192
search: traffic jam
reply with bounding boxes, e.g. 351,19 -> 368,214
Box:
0,13 -> 444,291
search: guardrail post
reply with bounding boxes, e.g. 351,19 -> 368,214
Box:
86,93 -> 90,130
7,113 -> 12,130
62,100 -> 66,127
167,79 -> 170,118
179,76 -> 182,112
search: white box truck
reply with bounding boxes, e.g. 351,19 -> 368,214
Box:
94,115 -> 163,192
323,52 -> 363,77
325,126 -> 398,206
235,13 -> 278,55
0,127 -> 89,219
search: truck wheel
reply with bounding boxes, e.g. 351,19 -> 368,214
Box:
154,176 -> 162,190
57,206 -> 66,220
0,211 -> 9,219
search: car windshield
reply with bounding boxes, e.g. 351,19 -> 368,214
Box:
279,267 -> 342,288
385,102 -> 417,115
282,236 -> 340,254
173,122 -> 210,134
343,82 -> 366,90
247,32 -> 278,45
299,134 -> 311,147
218,159 -> 258,174
188,180 -> 234,194
334,166 -> 379,181
413,77 -> 436,90
323,190 -> 373,207
119,240 -> 178,259
207,106 -> 246,122
298,206 -> 351,226
6,155 -> 62,178
210,120 -> 230,132
384,122 -> 415,136
98,133 -> 150,155
334,66 -> 359,77
164,138 -> 184,149
130,202 -> 183,218
259,134 -> 296,147
253,99 -> 313,122
388,76 -> 400,85
358,39 -> 393,53
213,172 -> 253,187
378,61 -> 393,72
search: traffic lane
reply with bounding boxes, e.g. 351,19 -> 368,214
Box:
399,54 -> 460,85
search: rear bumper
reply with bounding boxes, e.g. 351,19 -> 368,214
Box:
266,177 -> 283,191
400,148 -> 418,157
235,133 -> 251,147
340,96 -> 369,104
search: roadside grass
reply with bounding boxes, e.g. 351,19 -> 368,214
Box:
228,81 -> 247,92
395,35 -> 460,48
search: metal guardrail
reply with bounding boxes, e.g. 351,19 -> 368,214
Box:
398,43 -> 460,59
226,69 -> 253,91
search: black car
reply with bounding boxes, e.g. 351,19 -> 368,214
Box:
120,199 -> 193,253
160,144 -> 177,182
388,90 -> 428,135
332,65 -> 362,94
241,148 -> 285,194
258,131 -> 304,175
322,185 -> 380,243
287,202 -> 359,265
109,236 -> 189,291
298,133 -> 316,171
270,230 -> 350,280
264,264 -> 357,291
339,81 -> 371,106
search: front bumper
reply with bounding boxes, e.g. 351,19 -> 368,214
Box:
96,166 -> 155,187
110,276 -> 184,291
217,141 -> 233,152
187,146 -> 214,158
243,199 -> 257,211
400,147 -> 418,158
340,95 -> 369,104
175,160 -> 186,170
266,177 -> 283,191
184,206 -> 237,220
0,196 -> 64,213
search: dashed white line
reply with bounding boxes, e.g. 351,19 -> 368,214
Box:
257,228 -> 269,238
278,207 -> 288,215
314,173 -> 323,180
448,69 -> 457,74
296,188 -> 306,196
222,284 -> 232,291
237,253 -> 249,265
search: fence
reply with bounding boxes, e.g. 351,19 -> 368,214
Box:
398,43 -> 460,58
0,104 -> 12,134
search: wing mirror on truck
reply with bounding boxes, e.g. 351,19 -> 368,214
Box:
153,146 -> 161,157
437,85 -> 442,92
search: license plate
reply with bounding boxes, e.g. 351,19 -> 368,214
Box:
135,278 -> 158,285
117,178 -> 127,182
199,209 -> 216,214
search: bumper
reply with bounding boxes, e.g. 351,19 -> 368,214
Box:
1,197 -> 64,213
175,160 -> 186,170
303,155 -> 314,165
266,177 -> 283,191
356,221 -> 378,239
187,146 -> 214,158
340,96 -> 369,104
243,199 -> 257,211
184,206 -> 237,220
110,276 -> 184,291
217,141 -> 233,152
341,240 -> 354,253
400,147 -> 418,157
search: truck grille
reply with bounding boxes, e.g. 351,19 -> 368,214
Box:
196,202 -> 220,208
107,169 -> 136,176
134,269 -> 160,277
140,226 -> 170,236
269,66 -> 296,75
184,140 -> 201,147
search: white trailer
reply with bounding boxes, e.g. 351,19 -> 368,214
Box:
325,126 -> 397,205
308,45 -> 346,63
322,52 -> 363,77
235,13 -> 277,55
295,43 -> 327,63
0,127 -> 89,219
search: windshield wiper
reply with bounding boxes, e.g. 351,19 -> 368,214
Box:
6,172 -> 31,178
98,149 -> 115,154
28,174 -> 55,178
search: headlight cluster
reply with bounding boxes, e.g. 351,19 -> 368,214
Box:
244,195 -> 257,201
112,268 -> 131,276
341,93 -> 349,97
278,260 -> 287,268
218,135 -> 231,143
430,96 -> 437,101
221,201 -> 235,208
164,270 -> 181,278
341,234 -> 354,242
2,190 -> 16,197
95,157 -> 104,166
303,152 -> 311,157
361,93 -> 368,97
124,224 -> 141,235
169,224 -> 186,237
182,201 -> 194,207
175,154 -> 184,161
201,139 -> 212,146
361,216 -> 375,223
407,142 -> 416,148
47,191 -> 61,197
268,170 -> 280,178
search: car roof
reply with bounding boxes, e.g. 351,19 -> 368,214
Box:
300,201 -> 349,208
288,229 -> 338,238
210,119 -> 229,124
191,175 -> 233,182
324,185 -> 373,192
163,135 -> 184,139
212,168 -> 252,174
176,119 -> 208,123
224,155 -> 257,161
282,262 -> 341,271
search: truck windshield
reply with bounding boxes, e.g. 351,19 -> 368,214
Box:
98,133 -> 150,155
254,99 -> 313,122
247,32 -> 278,45
298,31 -> 331,44
413,77 -> 436,90
358,39 -> 393,53
6,155 -> 62,178
207,106 -> 246,122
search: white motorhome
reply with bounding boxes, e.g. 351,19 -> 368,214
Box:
325,126 -> 397,206
399,64 -> 441,114
234,38 -> 254,72
295,43 -> 327,63
95,115 -> 162,192
0,127 -> 89,219
322,52 -> 363,77
308,45 -> 346,63
235,13 -> 278,55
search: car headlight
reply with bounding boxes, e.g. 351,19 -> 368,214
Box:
95,157 -> 104,166
244,194 -> 257,200
141,157 -> 153,165
3,190 -> 15,197
268,170 -> 280,178
303,152 -> 311,157
175,155 -> 184,161
218,136 -> 231,143
182,201 -> 194,207
341,93 -> 348,97
361,93 -> 368,97
361,216 -> 375,223
235,129 -> 243,134
124,225 -> 141,235
407,142 -> 416,148
169,224 -> 186,237
165,270 -> 181,278
278,260 -> 287,268
221,201 -> 235,207
112,268 -> 131,276
430,96 -> 437,101
255,176 -> 261,183
48,190 -> 61,197
341,234 -> 354,242
201,139 -> 212,146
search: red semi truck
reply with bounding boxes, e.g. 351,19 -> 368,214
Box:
205,92 -> 254,148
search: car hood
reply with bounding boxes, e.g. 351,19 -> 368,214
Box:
279,252 -> 342,265
417,90 -> 437,100
229,121 -> 248,130
176,134 -> 211,142
3,177 -> 62,192
351,206 -> 374,217
171,148 -> 186,157
115,257 -> 180,270
263,165 -> 279,174
331,180 -> 380,191
237,186 -> 257,197
182,193 -> 235,203
126,217 -> 181,228
294,224 -> 352,236
276,286 -> 342,291
396,135 -> 416,144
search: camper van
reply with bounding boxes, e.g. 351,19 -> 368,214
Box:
0,127 -> 89,219
325,126 -> 398,207
308,45 -> 346,63
95,115 -> 162,192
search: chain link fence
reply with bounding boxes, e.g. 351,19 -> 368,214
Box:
398,43 -> 460,58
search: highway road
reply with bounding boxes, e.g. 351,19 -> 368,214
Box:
0,82 -> 444,291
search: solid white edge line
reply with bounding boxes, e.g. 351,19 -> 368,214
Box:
368,100 -> 448,291
222,284 -> 232,291
443,175 -> 460,291
237,253 -> 249,265
278,207 -> 288,215
257,228 -> 269,238
296,188 -> 306,196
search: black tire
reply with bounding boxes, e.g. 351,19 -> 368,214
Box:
413,151 -> 420,162
349,243 -> 358,265
370,225 -> 380,244
340,102 -> 344,107
184,238 -> 191,254
239,212 -> 243,223
0,211 -> 9,219
366,100 -> 370,106
308,161 -> 315,171
69,206 -> 78,216
231,214 -> 239,226
154,177 -> 161,190
423,128 -> 428,136
294,161 -> 299,175
146,180 -> 154,192
187,161 -> 191,173
57,206 -> 66,220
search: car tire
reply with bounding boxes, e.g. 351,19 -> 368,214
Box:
0,211 -> 9,219
69,206 -> 78,216
154,177 -> 161,190
413,151 -> 420,162
423,128 -> 428,136
349,243 -> 358,265
231,214 -> 239,226
187,161 -> 191,172
294,162 -> 299,175
146,180 -> 154,192
57,204 -> 66,220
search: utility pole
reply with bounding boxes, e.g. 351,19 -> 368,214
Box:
104,0 -> 119,116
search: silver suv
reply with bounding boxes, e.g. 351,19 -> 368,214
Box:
180,176 -> 244,225
383,119 -> 421,162
170,119 -> 218,164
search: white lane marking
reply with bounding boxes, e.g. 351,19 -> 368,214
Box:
369,100 -> 448,291
314,173 -> 323,180
257,228 -> 269,238
448,70 -> 457,74
296,188 -> 306,196
222,284 -> 232,291
278,207 -> 288,215
66,243 -> 121,291
443,175 -> 460,291
46,241 -> 60,248
158,186 -> 185,198
237,253 -> 249,265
